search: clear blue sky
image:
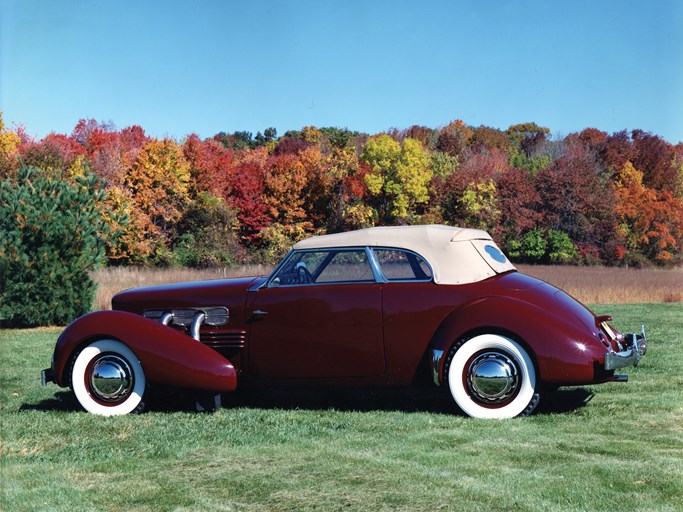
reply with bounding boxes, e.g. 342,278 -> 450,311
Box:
2,0 -> 682,143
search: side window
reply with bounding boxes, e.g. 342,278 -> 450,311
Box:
374,249 -> 432,281
270,251 -> 325,286
316,250 -> 374,283
270,249 -> 374,286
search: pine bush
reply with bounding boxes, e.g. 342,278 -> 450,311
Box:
0,166 -> 115,327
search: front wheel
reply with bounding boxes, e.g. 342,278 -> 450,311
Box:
70,339 -> 146,416
445,334 -> 539,419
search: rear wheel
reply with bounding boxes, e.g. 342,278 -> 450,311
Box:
445,334 -> 539,419
71,339 -> 146,416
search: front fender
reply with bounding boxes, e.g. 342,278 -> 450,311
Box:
53,311 -> 237,392
431,296 -> 607,386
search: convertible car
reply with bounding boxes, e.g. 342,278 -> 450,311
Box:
41,225 -> 646,418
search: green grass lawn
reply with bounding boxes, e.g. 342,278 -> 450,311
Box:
2,304 -> 682,511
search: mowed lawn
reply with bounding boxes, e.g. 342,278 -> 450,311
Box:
1,304 -> 682,511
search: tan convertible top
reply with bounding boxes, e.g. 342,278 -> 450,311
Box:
293,224 -> 516,285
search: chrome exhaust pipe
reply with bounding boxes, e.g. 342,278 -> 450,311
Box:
191,311 -> 206,341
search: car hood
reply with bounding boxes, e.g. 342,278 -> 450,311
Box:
112,276 -> 266,316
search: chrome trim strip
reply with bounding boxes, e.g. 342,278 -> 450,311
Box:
366,247 -> 387,283
431,349 -> 445,386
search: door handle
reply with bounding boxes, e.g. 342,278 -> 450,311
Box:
252,310 -> 268,316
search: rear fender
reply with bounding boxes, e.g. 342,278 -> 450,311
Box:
430,296 -> 606,385
53,311 -> 237,392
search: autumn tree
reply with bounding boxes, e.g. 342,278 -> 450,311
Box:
497,166 -> 543,246
258,151 -> 316,258
0,113 -> 21,177
536,145 -> 619,263
436,120 -> 473,158
600,130 -> 635,172
441,147 -> 509,233
224,148 -> 271,245
182,134 -> 234,198
18,137 -> 78,178
394,125 -> 438,150
299,146 -> 333,229
469,125 -> 511,153
263,153 -> 310,226
571,128 -> 609,155
319,142 -> 374,232
362,134 -> 431,223
615,162 -> 683,264
272,137 -> 310,156
631,130 -> 677,193
122,138 -> 191,263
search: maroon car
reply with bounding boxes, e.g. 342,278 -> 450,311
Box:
41,225 -> 646,418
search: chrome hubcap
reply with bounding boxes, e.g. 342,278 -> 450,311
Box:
90,355 -> 133,402
466,352 -> 519,405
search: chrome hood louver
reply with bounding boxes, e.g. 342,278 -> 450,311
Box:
144,307 -> 229,341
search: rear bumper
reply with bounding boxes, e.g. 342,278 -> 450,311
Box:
604,325 -> 647,371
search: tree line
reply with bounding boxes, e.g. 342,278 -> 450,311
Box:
2,114 -> 682,269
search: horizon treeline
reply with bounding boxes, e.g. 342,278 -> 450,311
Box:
1,114 -> 682,268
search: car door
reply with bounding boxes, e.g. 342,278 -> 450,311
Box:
247,248 -> 385,380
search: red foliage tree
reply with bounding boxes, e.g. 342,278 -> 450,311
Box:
225,158 -> 270,245
182,134 -> 234,198
18,133 -> 86,177
600,130 -> 635,172
536,145 -> 619,262
497,167 -> 543,241
631,130 -> 677,192
272,137 -> 310,156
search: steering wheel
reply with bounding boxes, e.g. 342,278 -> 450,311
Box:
295,262 -> 313,284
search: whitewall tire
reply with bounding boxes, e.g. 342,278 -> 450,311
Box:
71,339 -> 146,416
445,334 -> 539,419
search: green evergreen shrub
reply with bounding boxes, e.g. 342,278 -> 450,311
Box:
0,166 -> 117,327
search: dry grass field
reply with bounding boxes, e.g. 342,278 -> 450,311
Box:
92,264 -> 683,310
92,265 -> 273,311
517,264 -> 683,304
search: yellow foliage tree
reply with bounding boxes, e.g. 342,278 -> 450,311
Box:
0,112 -> 21,177
460,179 -> 500,232
362,134 -> 431,222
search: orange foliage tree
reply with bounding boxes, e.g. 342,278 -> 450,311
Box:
119,138 -> 191,263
